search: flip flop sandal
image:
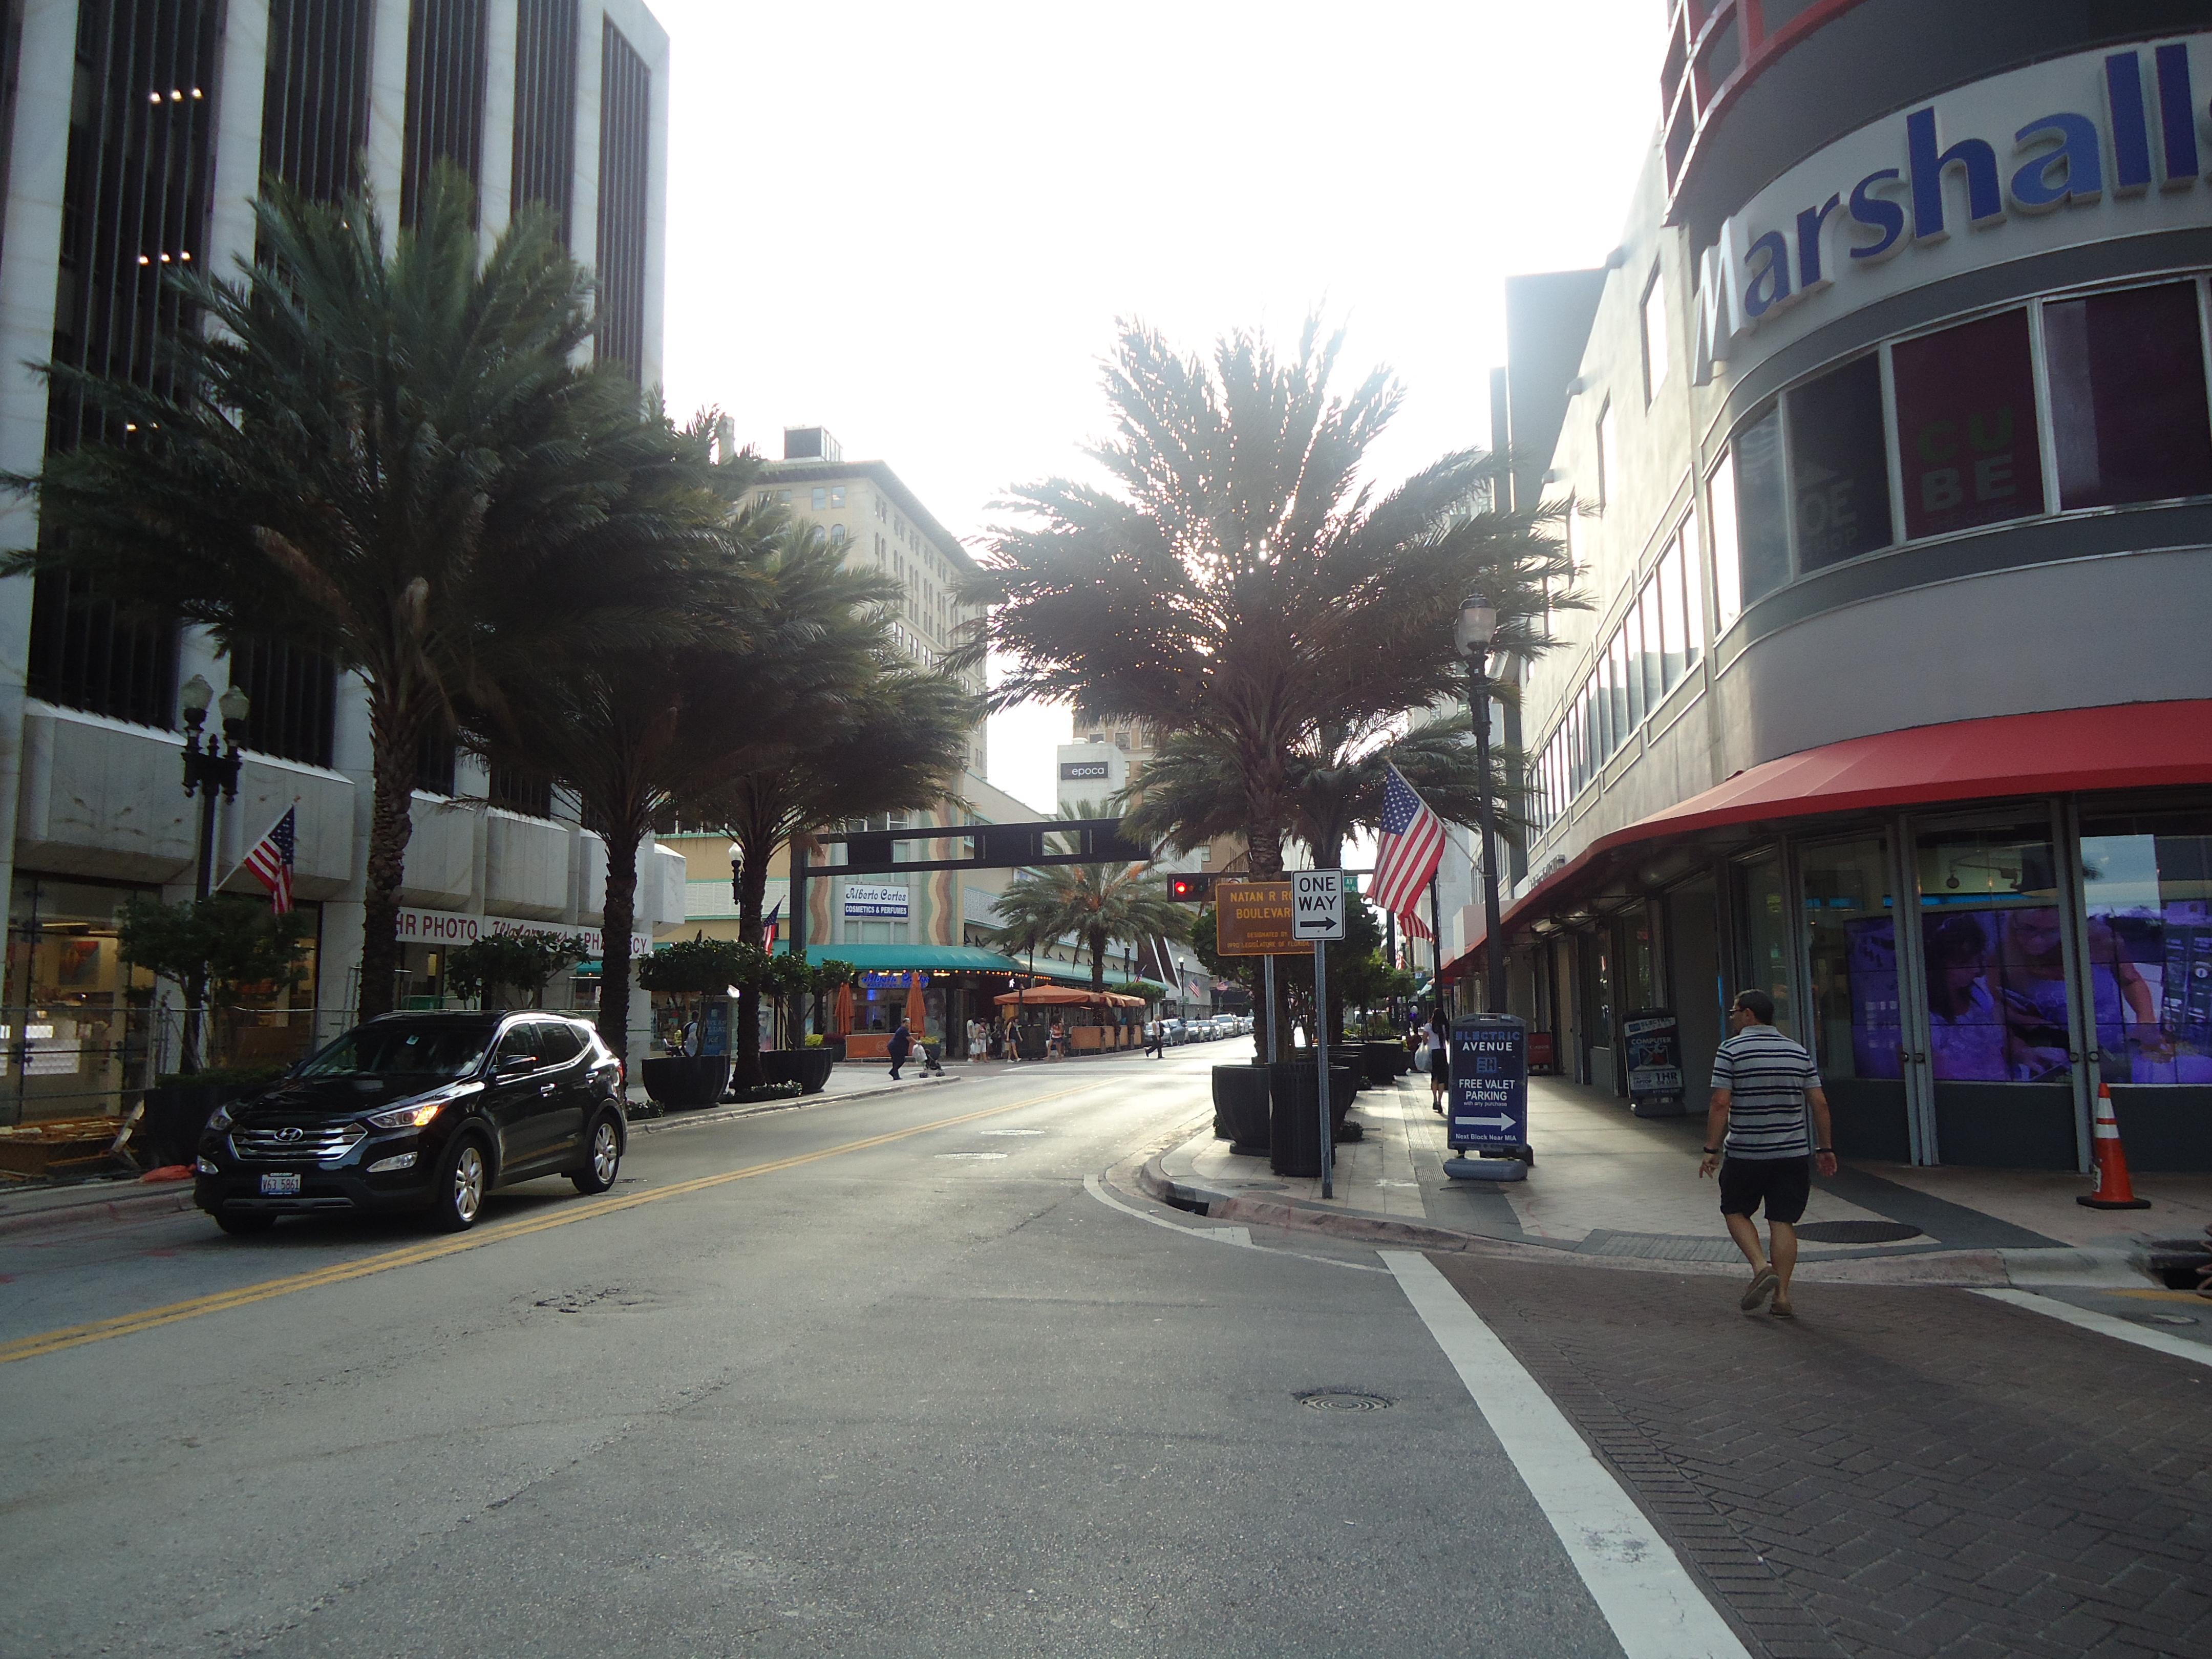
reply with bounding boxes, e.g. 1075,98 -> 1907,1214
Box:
1770,1298 -> 1796,1317
1739,1268 -> 1779,1311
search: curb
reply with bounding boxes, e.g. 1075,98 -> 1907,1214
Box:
0,1181 -> 200,1239
1128,1151 -> 2034,1287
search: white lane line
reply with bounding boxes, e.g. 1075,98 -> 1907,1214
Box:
1383,1251 -> 1751,1659
1974,1288 -> 2212,1369
935,1153 -> 1009,1161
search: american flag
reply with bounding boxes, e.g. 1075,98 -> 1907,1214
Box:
763,901 -> 780,950
1368,764 -> 1446,925
242,806 -> 296,913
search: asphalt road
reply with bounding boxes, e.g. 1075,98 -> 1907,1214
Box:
0,1050 -> 1646,1659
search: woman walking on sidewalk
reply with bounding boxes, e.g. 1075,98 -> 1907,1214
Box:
1426,1009 -> 1449,1113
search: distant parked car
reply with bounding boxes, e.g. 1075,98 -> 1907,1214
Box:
194,1011 -> 626,1236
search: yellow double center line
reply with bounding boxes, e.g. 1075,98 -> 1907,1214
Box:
1,1081 -> 1109,1367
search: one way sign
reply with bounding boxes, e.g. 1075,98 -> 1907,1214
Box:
1292,869 -> 1345,941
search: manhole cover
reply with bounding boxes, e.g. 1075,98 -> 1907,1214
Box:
1794,1220 -> 1923,1244
1295,1389 -> 1393,1412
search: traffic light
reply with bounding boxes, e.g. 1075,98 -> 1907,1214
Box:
1167,873 -> 1215,903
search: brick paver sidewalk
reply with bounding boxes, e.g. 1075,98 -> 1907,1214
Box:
1429,1254 -> 2212,1659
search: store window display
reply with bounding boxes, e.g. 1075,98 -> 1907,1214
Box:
2079,813 -> 2212,1086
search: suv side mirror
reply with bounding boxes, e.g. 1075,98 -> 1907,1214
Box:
496,1053 -> 537,1076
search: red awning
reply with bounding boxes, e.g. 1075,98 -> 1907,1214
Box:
1446,699 -> 2212,979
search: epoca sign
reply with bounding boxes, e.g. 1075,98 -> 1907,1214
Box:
1696,36 -> 2212,384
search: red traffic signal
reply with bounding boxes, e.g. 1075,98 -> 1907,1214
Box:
1167,873 -> 1215,902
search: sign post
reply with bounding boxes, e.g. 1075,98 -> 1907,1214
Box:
1293,870 -> 1346,1198
1215,879 -> 1297,1062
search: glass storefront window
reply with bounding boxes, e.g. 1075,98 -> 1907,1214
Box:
4,876 -> 161,1123
1608,631 -> 1631,750
1657,537 -> 1689,687
1892,308 -> 2046,540
1637,573 -> 1663,707
1914,823 -> 2064,1081
1799,837 -> 1898,1081
1788,353 -> 1894,571
1709,449 -> 1742,631
1735,850 -> 1796,1038
2046,281 -> 2212,512
1733,403 -> 1791,607
2079,811 -> 2212,1086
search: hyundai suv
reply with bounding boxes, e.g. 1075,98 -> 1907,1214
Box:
194,1011 -> 627,1236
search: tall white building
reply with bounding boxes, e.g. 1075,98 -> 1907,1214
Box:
0,0 -> 682,1125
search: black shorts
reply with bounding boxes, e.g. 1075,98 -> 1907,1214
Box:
1718,1156 -> 1811,1224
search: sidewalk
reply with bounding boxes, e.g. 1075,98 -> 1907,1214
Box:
1149,1069 -> 2212,1283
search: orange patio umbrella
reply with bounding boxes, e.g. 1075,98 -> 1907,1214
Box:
832,981 -> 855,1036
904,974 -> 927,1033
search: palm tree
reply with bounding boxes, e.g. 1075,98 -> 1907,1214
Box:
692,655 -> 977,1091
966,318 -> 1577,884
464,467 -> 897,1061
5,170 -> 702,1017
990,802 -> 1188,994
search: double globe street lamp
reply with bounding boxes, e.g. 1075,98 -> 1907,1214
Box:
1453,594 -> 1508,1015
178,673 -> 250,900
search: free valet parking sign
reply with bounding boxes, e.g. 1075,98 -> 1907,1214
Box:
1448,1015 -> 1528,1152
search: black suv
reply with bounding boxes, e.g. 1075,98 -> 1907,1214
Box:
194,1011 -> 627,1236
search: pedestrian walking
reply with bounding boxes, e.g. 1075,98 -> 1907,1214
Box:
1699,989 -> 1837,1318
887,1019 -> 913,1080
1048,1019 -> 1065,1059
1427,1008 -> 1449,1113
1145,1016 -> 1165,1058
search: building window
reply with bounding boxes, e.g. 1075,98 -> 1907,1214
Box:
511,0 -> 579,243
1719,402 -> 1789,615
777,488 -> 790,504
228,639 -> 336,768
488,762 -> 554,818
1641,266 -> 1668,401
1595,399 -> 1617,506
830,523 -> 845,546
262,0 -> 375,203
811,486 -> 826,510
1786,353 -> 1891,573
416,723 -> 457,796
2078,807 -> 2212,1086
1892,308 -> 2044,541
830,485 -> 846,507
593,18 -> 650,381
2046,281 -> 2212,512
401,0 -> 488,228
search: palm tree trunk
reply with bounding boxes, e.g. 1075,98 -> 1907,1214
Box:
598,826 -> 642,1064
733,830 -> 772,1090
359,697 -> 423,1020
1088,925 -> 1108,993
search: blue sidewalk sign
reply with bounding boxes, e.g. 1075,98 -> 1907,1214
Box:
1448,1015 -> 1527,1152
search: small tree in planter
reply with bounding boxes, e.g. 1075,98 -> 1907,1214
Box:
635,935 -> 760,1105
442,932 -> 585,1010
118,896 -> 314,1075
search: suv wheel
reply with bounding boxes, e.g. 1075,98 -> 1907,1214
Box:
571,1112 -> 623,1194
430,1135 -> 490,1232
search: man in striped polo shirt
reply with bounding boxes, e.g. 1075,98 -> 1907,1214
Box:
1699,989 -> 1837,1317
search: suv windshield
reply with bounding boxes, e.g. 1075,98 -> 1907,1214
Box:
297,1022 -> 497,1080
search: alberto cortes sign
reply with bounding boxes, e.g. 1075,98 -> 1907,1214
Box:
1696,36 -> 2212,386
841,883 -> 910,919
394,907 -> 648,960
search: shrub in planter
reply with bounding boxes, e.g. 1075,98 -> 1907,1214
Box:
757,1049 -> 834,1094
726,1080 -> 804,1105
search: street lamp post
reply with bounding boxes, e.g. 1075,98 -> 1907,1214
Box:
1453,595 -> 1508,1016
179,675 -> 249,899
176,674 -> 248,1073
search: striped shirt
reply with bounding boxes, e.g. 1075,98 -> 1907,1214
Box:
1710,1024 -> 1819,1160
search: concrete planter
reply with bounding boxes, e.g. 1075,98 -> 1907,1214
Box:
1362,1041 -> 1402,1087
1212,1064 -> 1272,1154
642,1055 -> 729,1109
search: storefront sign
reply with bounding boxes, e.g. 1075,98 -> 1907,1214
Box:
842,883 -> 910,919
1448,1015 -> 1528,1152
394,907 -> 648,959
1697,35 -> 2212,385
1059,760 -> 1111,780
1213,880 -> 1296,956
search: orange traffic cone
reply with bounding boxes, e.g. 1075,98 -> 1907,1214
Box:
2078,1083 -> 2150,1210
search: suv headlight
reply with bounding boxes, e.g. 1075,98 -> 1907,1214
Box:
207,1101 -> 240,1132
366,1081 -> 481,1131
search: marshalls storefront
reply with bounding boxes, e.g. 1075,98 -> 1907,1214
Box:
1452,6 -> 2212,1172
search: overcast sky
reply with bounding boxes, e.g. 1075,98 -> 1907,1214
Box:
654,1 -> 1669,816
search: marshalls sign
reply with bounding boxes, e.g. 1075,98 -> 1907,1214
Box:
1292,870 -> 1346,941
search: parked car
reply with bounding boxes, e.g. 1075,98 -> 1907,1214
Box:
1160,1018 -> 1188,1046
194,1011 -> 627,1236
1211,1015 -> 1239,1039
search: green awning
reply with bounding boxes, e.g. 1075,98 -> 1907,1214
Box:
768,943 -> 1024,974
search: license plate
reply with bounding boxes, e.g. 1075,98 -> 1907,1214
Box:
259,1172 -> 302,1197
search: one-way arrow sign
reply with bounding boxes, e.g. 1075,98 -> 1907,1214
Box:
1292,869 -> 1345,941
